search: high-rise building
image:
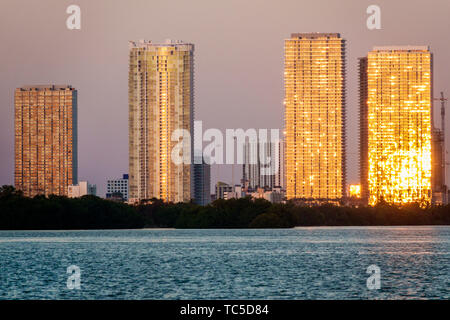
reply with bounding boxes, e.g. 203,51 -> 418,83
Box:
106,174 -> 129,201
284,33 -> 346,200
242,140 -> 260,189
129,40 -> 194,203
193,156 -> 211,206
14,85 -> 77,197
274,139 -> 286,191
242,139 -> 285,190
431,92 -> 447,205
359,46 -> 432,206
359,57 -> 369,204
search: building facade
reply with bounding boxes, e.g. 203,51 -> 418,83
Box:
193,156 -> 211,206
14,85 -> 77,197
431,92 -> 447,205
360,46 -> 432,206
106,174 -> 129,201
274,139 -> 286,191
242,138 -> 285,191
359,57 -> 369,204
215,181 -> 232,200
68,181 -> 96,198
129,40 -> 194,203
284,33 -> 346,200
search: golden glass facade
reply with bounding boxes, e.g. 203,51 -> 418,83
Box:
14,85 -> 77,197
129,40 -> 193,202
284,33 -> 346,200
349,184 -> 361,198
362,46 -> 432,206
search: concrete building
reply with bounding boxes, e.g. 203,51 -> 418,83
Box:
14,85 -> 77,197
250,187 -> 285,203
224,185 -> 244,200
274,139 -> 286,191
242,139 -> 285,191
431,92 -> 447,205
129,40 -> 194,203
432,128 -> 446,204
359,46 -> 432,206
284,33 -> 346,201
193,156 -> 211,206
106,174 -> 129,201
215,181 -> 232,200
68,181 -> 96,198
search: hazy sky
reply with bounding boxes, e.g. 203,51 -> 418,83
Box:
1,0 -> 449,196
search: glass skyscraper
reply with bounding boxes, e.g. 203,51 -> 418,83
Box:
359,46 -> 432,206
284,33 -> 346,200
128,40 -> 194,202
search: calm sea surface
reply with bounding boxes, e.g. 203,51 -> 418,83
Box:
0,227 -> 448,299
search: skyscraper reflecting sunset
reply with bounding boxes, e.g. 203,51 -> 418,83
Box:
360,46 -> 432,206
128,40 -> 194,203
284,33 -> 346,200
14,85 -> 77,197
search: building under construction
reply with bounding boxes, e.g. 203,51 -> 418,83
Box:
431,92 -> 447,205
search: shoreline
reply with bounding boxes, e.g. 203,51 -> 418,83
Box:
0,225 -> 449,232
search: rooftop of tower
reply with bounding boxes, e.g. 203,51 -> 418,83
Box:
129,39 -> 194,50
372,45 -> 429,52
17,85 -> 74,91
290,33 -> 341,39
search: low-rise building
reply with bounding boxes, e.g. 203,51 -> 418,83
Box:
106,174 -> 129,201
250,187 -> 284,203
215,182 -> 233,200
68,181 -> 97,198
224,185 -> 244,200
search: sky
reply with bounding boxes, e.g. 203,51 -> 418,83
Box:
1,0 -> 449,196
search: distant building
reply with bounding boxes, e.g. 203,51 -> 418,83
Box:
349,184 -> 361,198
250,187 -> 284,203
193,156 -> 211,206
14,85 -> 77,197
242,140 -> 260,189
431,90 -> 447,205
274,139 -> 286,191
106,174 -> 129,201
68,181 -> 96,198
215,182 -> 232,200
242,139 -> 285,191
224,185 -> 244,200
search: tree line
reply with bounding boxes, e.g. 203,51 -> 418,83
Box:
0,185 -> 449,230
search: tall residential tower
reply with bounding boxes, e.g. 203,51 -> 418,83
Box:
242,139 -> 285,191
14,85 -> 77,197
129,40 -> 194,203
359,46 -> 432,206
284,33 -> 346,200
